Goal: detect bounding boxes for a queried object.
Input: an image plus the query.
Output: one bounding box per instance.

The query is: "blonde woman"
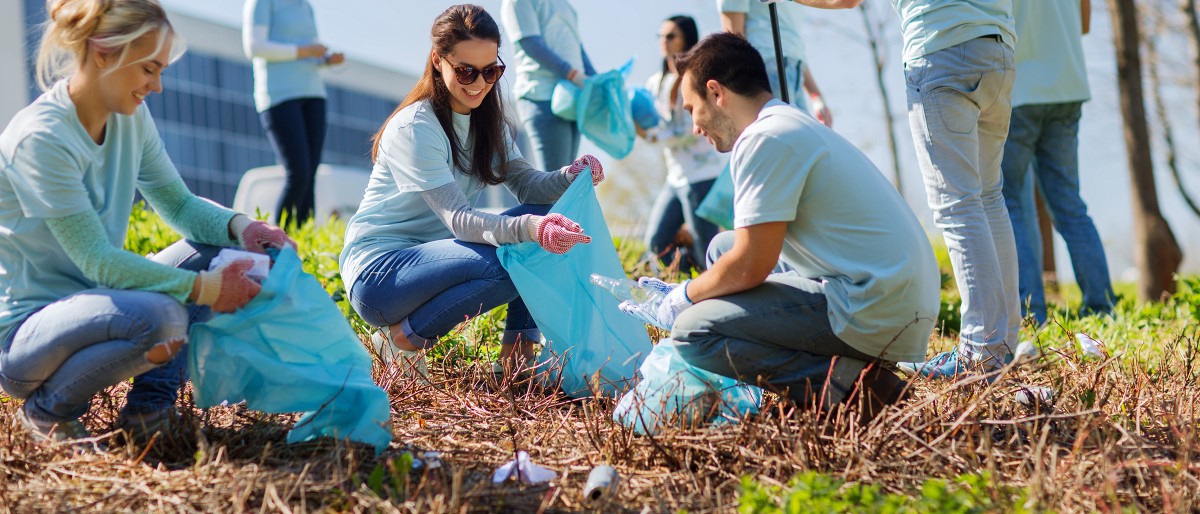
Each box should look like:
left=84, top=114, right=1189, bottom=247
left=0, top=0, right=293, bottom=447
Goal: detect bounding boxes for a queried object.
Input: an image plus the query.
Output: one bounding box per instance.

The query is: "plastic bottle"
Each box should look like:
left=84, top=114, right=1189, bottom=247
left=590, top=274, right=664, bottom=305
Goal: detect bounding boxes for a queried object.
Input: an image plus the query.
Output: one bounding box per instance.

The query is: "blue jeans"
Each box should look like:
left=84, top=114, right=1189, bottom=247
left=0, top=240, right=220, bottom=424
left=517, top=98, right=580, bottom=171
left=671, top=232, right=876, bottom=408
left=348, top=205, right=549, bottom=348
left=905, top=36, right=1020, bottom=364
left=261, top=97, right=327, bottom=227
left=644, top=178, right=720, bottom=273
left=763, top=57, right=809, bottom=112
left=1001, top=102, right=1114, bottom=325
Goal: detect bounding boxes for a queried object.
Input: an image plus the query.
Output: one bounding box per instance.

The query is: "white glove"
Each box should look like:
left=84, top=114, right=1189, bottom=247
left=617, top=279, right=693, bottom=330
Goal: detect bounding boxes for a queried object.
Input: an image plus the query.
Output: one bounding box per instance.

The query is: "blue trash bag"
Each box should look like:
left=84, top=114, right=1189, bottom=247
left=188, top=247, right=392, bottom=453
left=576, top=60, right=637, bottom=159
left=628, top=86, right=661, bottom=130
left=695, top=161, right=734, bottom=230
left=497, top=171, right=652, bottom=398
left=551, top=80, right=580, bottom=121
left=613, top=339, right=763, bottom=435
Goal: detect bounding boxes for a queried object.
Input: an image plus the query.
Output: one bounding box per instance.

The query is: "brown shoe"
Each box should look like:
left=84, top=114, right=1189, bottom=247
left=843, top=363, right=910, bottom=424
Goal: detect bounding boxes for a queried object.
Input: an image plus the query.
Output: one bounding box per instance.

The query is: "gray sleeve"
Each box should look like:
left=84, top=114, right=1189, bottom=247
left=502, top=157, right=574, bottom=204
left=421, top=182, right=540, bottom=246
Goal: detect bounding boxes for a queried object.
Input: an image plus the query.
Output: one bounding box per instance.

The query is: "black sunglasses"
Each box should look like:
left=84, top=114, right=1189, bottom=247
left=443, top=56, right=506, bottom=85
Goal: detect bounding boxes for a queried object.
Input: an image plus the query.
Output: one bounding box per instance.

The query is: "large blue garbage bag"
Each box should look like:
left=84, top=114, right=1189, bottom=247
left=576, top=60, right=637, bottom=159
left=497, top=172, right=652, bottom=398
left=695, top=161, right=734, bottom=230
left=188, top=247, right=392, bottom=453
left=613, top=339, right=763, bottom=435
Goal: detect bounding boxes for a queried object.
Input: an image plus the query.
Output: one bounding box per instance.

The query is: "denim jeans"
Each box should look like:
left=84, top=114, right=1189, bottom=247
left=0, top=240, right=220, bottom=424
left=517, top=98, right=580, bottom=171
left=905, top=36, right=1020, bottom=364
left=763, top=57, right=810, bottom=112
left=261, top=97, right=327, bottom=227
left=644, top=178, right=720, bottom=273
left=348, top=204, right=550, bottom=349
left=670, top=232, right=876, bottom=407
left=1001, top=102, right=1114, bottom=325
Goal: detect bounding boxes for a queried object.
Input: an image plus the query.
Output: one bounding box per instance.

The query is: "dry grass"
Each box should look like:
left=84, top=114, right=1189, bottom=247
left=2, top=318, right=1199, bottom=513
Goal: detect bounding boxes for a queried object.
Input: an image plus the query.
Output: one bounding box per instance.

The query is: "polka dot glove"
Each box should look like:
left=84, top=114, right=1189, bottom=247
left=231, top=215, right=296, bottom=254
left=194, top=259, right=262, bottom=313
left=565, top=154, right=605, bottom=186
left=531, top=213, right=591, bottom=254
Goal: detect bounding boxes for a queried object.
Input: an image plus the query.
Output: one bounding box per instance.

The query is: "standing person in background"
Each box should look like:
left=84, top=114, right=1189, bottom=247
left=1001, top=0, right=1113, bottom=327
left=243, top=0, right=344, bottom=228
left=718, top=0, right=832, bottom=126
left=0, top=0, right=293, bottom=447
left=501, top=0, right=596, bottom=171
left=889, top=0, right=1021, bottom=379
left=641, top=15, right=726, bottom=273
left=341, top=5, right=601, bottom=380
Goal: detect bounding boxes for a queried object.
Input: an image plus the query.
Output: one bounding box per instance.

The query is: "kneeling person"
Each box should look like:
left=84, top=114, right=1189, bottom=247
left=627, top=33, right=940, bottom=417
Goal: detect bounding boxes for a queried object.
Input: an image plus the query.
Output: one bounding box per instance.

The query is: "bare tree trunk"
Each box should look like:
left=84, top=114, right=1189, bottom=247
left=858, top=4, right=904, bottom=195
left=1035, top=188, right=1058, bottom=294
left=1146, top=2, right=1200, bottom=218
left=1107, top=0, right=1183, bottom=300
left=1185, top=0, right=1200, bottom=121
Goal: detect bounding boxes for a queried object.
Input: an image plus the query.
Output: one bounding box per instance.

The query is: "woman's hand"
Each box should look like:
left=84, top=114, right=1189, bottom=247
left=529, top=214, right=591, bottom=254
left=231, top=215, right=297, bottom=254
left=192, top=260, right=262, bottom=313
left=565, top=154, right=605, bottom=185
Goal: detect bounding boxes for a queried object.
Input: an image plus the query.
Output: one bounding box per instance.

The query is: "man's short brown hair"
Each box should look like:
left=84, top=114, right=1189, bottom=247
left=675, top=32, right=772, bottom=99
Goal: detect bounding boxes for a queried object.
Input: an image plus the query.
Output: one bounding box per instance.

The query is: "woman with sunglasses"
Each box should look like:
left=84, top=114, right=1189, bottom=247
left=640, top=15, right=727, bottom=273
left=340, top=4, right=604, bottom=379
left=500, top=0, right=596, bottom=171
left=242, top=0, right=344, bottom=227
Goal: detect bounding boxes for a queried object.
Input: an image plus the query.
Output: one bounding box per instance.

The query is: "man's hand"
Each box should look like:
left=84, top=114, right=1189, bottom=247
left=618, top=278, right=693, bottom=330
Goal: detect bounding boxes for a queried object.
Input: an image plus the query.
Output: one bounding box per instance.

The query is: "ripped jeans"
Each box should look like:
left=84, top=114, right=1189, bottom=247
left=0, top=240, right=220, bottom=424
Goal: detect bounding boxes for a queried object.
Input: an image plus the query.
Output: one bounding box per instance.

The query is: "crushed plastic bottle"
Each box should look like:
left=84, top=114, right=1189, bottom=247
left=590, top=274, right=665, bottom=305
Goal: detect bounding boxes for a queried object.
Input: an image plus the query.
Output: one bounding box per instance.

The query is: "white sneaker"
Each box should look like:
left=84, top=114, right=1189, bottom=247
left=371, top=331, right=430, bottom=384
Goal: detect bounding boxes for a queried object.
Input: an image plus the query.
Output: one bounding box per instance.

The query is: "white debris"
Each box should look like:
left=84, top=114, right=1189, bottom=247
left=492, top=451, right=556, bottom=485
left=1013, top=340, right=1040, bottom=363
left=1076, top=333, right=1105, bottom=359
left=1014, top=385, right=1055, bottom=405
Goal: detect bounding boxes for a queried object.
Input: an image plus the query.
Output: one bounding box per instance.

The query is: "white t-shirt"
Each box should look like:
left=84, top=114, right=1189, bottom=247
left=717, top=0, right=807, bottom=63
left=339, top=100, right=522, bottom=288
left=0, top=80, right=181, bottom=343
left=730, top=99, right=940, bottom=362
left=646, top=71, right=726, bottom=188
left=501, top=0, right=585, bottom=101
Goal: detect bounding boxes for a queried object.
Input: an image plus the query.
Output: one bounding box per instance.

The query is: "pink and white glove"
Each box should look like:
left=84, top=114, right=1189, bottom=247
left=565, top=154, right=605, bottom=186
left=194, top=259, right=262, bottom=313
left=533, top=213, right=591, bottom=254
left=231, top=215, right=296, bottom=254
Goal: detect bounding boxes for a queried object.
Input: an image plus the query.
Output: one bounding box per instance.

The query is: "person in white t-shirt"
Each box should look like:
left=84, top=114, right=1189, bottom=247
left=620, top=33, right=940, bottom=422
left=640, top=15, right=727, bottom=273
left=341, top=5, right=602, bottom=380
left=0, top=0, right=293, bottom=447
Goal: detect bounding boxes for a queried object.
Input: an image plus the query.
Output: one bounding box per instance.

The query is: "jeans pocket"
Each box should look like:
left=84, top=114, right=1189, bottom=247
left=930, top=75, right=983, bottom=135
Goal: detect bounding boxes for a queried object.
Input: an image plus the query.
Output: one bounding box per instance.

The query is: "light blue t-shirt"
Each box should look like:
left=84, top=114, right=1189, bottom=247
left=717, top=0, right=807, bottom=63
left=1012, top=0, right=1089, bottom=106
left=247, top=0, right=326, bottom=112
left=0, top=80, right=182, bottom=344
left=501, top=0, right=585, bottom=101
left=891, top=0, right=1016, bottom=62
left=730, top=100, right=940, bottom=362
left=339, top=100, right=522, bottom=288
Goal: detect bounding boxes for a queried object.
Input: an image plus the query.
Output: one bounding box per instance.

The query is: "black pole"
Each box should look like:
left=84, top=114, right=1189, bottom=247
left=768, top=3, right=789, bottom=103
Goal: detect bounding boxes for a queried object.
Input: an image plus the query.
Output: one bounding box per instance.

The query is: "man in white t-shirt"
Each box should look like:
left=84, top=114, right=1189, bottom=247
left=621, top=32, right=940, bottom=419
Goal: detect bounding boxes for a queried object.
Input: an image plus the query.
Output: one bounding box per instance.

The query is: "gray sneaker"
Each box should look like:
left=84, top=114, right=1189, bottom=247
left=371, top=331, right=430, bottom=384
left=17, top=404, right=99, bottom=450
